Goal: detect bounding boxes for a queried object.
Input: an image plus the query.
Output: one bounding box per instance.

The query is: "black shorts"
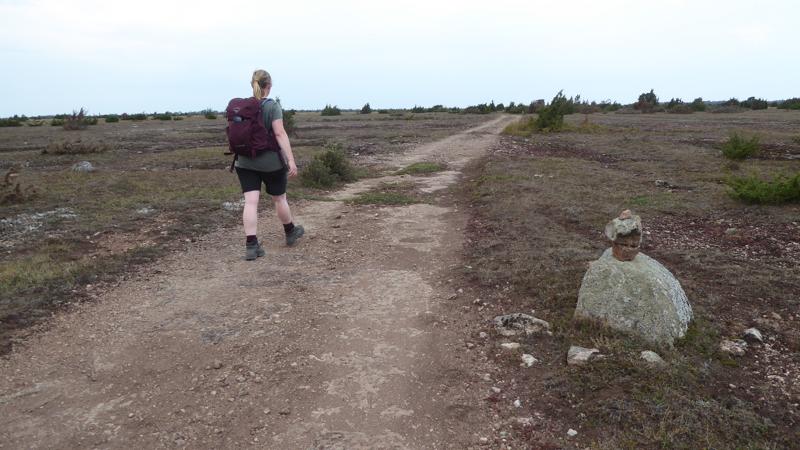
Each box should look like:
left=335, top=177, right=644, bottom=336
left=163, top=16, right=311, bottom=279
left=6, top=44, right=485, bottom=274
left=235, top=167, right=288, bottom=196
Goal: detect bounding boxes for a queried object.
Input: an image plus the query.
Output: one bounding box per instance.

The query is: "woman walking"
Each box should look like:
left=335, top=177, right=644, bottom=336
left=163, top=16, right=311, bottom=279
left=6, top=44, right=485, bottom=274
left=235, top=69, right=304, bottom=260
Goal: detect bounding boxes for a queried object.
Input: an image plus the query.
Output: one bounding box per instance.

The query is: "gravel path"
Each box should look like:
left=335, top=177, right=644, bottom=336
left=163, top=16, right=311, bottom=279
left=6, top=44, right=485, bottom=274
left=0, top=115, right=515, bottom=449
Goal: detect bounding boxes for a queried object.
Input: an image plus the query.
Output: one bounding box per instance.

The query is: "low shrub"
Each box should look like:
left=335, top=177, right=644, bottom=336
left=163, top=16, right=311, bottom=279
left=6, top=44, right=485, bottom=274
left=634, top=89, right=658, bottom=113
left=105, top=115, right=120, bottom=123
left=27, top=120, right=45, bottom=127
left=727, top=172, right=800, bottom=204
left=666, top=98, right=693, bottom=114
left=321, top=104, right=341, bottom=116
left=0, top=116, right=24, bottom=127
left=535, top=90, right=571, bottom=131
left=690, top=97, right=707, bottom=111
left=741, top=96, right=768, bottom=110
left=300, top=159, right=337, bottom=188
left=62, top=108, right=89, bottom=130
left=722, top=98, right=740, bottom=107
left=173, top=116, right=184, bottom=121
left=778, top=98, right=800, bottom=110
left=50, top=118, right=65, bottom=126
left=154, top=113, right=173, bottom=121
left=282, top=108, right=297, bottom=137
left=43, top=139, right=111, bottom=155
left=202, top=109, right=217, bottom=119
left=711, top=105, right=746, bottom=114
left=721, top=133, right=759, bottom=160
left=599, top=101, right=623, bottom=112
left=300, top=143, right=356, bottom=188
left=791, top=136, right=800, bottom=145
left=360, top=103, right=372, bottom=114
left=121, top=113, right=147, bottom=121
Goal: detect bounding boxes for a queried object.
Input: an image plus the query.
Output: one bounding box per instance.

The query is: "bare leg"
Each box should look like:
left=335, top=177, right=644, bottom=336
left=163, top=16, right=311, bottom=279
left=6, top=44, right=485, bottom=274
left=272, top=194, right=293, bottom=225
left=243, top=190, right=260, bottom=235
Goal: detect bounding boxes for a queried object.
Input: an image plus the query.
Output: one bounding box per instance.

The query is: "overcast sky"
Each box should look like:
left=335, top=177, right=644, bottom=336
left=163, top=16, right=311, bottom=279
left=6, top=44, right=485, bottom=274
left=0, top=0, right=797, bottom=116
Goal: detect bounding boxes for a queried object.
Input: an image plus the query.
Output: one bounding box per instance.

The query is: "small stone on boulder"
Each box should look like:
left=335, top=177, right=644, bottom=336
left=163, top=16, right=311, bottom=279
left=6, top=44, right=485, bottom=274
left=567, top=346, right=600, bottom=366
left=604, top=210, right=643, bottom=261
left=493, top=313, right=550, bottom=337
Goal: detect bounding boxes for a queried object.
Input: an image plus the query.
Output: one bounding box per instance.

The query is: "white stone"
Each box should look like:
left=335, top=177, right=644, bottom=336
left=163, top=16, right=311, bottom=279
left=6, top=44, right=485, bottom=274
left=567, top=346, right=600, bottom=365
left=743, top=328, right=763, bottom=343
left=71, top=161, right=95, bottom=172
left=494, top=313, right=551, bottom=337
left=640, top=350, right=666, bottom=367
left=500, top=342, right=521, bottom=350
left=520, top=354, right=538, bottom=367
left=567, top=429, right=578, bottom=437
left=575, top=249, right=692, bottom=346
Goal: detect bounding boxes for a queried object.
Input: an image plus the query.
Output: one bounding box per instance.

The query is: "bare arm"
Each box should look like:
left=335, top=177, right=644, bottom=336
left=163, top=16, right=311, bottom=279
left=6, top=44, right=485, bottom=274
left=271, top=119, right=297, bottom=177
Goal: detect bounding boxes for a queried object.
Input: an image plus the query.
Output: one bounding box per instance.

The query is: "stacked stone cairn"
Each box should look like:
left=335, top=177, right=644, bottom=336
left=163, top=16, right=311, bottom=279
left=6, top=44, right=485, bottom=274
left=574, top=210, right=693, bottom=346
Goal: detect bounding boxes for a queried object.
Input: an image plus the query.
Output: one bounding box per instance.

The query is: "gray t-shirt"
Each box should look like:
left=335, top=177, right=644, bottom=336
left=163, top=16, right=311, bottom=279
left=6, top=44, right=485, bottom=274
left=235, top=98, right=284, bottom=172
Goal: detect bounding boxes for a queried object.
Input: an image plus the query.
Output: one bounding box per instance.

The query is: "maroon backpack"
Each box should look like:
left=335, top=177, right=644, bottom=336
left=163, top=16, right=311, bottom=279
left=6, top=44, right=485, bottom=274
left=224, top=97, right=280, bottom=170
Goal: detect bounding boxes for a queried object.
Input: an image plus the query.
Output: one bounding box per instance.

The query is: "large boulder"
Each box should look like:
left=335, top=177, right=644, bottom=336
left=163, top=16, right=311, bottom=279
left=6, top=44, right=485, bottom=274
left=575, top=248, right=692, bottom=346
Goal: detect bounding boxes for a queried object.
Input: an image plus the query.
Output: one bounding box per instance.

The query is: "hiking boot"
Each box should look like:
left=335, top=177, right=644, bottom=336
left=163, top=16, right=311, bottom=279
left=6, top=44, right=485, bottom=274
left=285, top=225, right=305, bottom=246
left=245, top=242, right=266, bottom=260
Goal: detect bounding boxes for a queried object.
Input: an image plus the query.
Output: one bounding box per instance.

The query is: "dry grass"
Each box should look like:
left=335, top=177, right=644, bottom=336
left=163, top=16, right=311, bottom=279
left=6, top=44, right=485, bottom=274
left=44, top=138, right=111, bottom=155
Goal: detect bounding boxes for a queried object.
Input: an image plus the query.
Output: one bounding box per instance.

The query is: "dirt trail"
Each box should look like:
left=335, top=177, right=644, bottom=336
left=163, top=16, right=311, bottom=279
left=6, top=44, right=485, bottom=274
left=0, top=115, right=516, bottom=449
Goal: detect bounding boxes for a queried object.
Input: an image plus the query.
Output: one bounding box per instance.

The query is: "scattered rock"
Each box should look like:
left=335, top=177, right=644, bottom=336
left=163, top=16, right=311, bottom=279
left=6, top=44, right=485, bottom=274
left=567, top=429, right=578, bottom=437
left=769, top=312, right=782, bottom=321
left=640, top=350, right=666, bottom=367
left=743, top=328, right=763, bottom=343
left=222, top=199, right=245, bottom=211
left=71, top=161, right=95, bottom=173
left=500, top=342, right=521, bottom=351
left=212, top=360, right=223, bottom=370
left=466, top=342, right=475, bottom=349
left=567, top=346, right=600, bottom=366
left=136, top=206, right=155, bottom=215
left=493, top=313, right=551, bottom=337
left=513, top=399, right=521, bottom=408
left=491, top=387, right=501, bottom=394
left=520, top=354, right=538, bottom=367
left=479, top=332, right=488, bottom=339
left=719, top=339, right=747, bottom=357
left=725, top=227, right=738, bottom=235
left=575, top=248, right=692, bottom=346
left=655, top=179, right=677, bottom=189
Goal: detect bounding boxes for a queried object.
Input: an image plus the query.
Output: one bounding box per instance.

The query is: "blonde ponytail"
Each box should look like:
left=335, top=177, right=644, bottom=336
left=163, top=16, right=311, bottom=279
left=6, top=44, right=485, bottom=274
left=251, top=69, right=272, bottom=100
